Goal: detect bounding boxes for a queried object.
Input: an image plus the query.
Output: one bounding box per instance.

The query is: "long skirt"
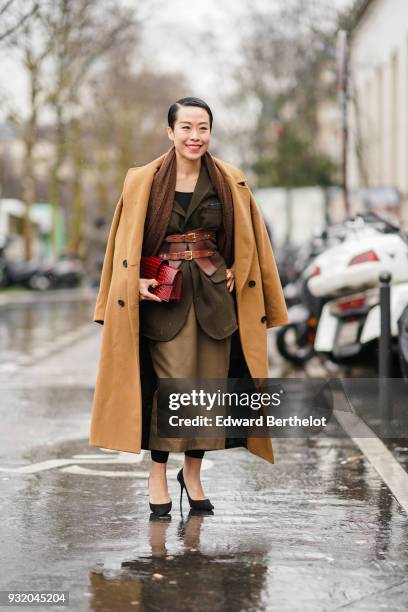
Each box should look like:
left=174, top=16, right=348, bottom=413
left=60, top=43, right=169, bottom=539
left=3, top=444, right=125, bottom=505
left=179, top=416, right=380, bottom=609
left=147, top=301, right=231, bottom=452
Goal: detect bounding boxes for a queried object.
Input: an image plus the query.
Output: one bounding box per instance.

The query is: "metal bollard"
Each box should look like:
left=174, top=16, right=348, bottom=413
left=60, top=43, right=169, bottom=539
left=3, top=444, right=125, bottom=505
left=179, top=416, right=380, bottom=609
left=378, top=271, right=392, bottom=423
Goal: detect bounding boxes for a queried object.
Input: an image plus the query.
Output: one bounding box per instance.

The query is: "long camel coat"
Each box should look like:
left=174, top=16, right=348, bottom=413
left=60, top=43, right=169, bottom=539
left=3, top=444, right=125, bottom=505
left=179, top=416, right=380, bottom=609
left=89, top=152, right=289, bottom=464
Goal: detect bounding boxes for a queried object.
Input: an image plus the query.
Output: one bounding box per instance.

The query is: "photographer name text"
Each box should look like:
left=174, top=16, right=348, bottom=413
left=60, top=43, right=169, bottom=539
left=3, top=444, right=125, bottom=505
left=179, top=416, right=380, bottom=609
left=167, top=415, right=327, bottom=427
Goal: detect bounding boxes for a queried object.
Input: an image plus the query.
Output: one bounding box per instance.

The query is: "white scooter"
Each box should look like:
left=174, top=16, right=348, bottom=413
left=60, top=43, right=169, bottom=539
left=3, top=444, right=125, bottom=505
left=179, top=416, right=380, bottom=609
left=306, top=213, right=408, bottom=366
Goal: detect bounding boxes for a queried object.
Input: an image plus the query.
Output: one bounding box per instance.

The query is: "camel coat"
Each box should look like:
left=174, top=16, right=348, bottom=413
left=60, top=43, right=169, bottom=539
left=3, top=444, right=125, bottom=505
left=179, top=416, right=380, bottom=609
left=89, top=152, right=289, bottom=464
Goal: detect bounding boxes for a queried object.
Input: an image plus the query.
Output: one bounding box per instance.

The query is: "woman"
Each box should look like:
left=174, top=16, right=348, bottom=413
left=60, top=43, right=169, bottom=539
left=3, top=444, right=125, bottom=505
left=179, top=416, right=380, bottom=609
left=89, top=96, right=289, bottom=517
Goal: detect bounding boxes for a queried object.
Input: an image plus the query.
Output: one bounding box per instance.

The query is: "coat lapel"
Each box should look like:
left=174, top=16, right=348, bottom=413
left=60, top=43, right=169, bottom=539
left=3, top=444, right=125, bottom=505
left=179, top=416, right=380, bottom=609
left=228, top=180, right=255, bottom=292
left=213, top=157, right=255, bottom=292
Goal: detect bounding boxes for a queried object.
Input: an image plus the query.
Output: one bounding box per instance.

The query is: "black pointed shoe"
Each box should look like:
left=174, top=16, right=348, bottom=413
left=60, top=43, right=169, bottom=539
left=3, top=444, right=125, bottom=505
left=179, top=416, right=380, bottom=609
left=148, top=477, right=172, bottom=516
left=177, top=468, right=214, bottom=512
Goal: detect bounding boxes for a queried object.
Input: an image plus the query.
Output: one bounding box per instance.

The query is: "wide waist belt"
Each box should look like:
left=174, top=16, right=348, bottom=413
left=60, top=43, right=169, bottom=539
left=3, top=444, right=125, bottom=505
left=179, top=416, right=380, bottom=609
left=158, top=228, right=223, bottom=275
left=158, top=249, right=216, bottom=260
left=164, top=230, right=216, bottom=243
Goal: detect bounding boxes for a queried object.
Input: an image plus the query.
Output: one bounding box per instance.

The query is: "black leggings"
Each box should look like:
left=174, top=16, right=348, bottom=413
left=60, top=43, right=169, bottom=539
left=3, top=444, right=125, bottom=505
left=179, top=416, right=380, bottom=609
left=151, top=449, right=205, bottom=463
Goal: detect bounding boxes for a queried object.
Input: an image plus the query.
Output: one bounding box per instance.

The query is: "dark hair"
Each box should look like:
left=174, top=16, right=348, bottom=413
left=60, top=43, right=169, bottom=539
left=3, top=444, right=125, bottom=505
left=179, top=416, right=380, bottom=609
left=168, top=97, right=213, bottom=131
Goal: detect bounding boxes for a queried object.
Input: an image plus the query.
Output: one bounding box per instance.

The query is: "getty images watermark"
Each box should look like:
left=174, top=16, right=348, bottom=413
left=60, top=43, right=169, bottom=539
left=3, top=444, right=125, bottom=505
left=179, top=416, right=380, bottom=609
left=157, top=378, right=332, bottom=439
left=166, top=387, right=327, bottom=429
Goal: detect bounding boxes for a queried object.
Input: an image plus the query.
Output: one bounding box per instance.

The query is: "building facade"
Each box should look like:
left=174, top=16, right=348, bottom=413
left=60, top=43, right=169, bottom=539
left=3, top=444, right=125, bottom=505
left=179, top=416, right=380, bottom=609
left=348, top=0, right=408, bottom=226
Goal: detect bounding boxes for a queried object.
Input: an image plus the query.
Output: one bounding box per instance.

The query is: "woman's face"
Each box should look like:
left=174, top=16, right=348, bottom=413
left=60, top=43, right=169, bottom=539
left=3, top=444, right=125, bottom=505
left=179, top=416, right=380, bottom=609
left=167, top=105, right=211, bottom=161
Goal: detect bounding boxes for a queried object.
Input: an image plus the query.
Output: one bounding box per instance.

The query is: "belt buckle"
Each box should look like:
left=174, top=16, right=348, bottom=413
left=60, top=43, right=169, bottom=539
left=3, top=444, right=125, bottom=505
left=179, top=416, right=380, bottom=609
left=185, top=250, right=193, bottom=260
left=187, top=232, right=196, bottom=241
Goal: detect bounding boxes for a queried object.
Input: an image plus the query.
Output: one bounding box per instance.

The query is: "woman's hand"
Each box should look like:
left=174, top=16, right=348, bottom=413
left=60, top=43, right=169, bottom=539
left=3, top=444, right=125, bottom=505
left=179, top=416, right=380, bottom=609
left=139, top=278, right=162, bottom=302
left=226, top=264, right=235, bottom=293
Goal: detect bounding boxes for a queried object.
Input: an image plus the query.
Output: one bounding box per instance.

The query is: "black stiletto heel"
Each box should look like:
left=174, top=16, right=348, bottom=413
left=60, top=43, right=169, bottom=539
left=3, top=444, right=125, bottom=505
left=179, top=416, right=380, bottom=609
left=177, top=468, right=214, bottom=511
left=148, top=477, right=172, bottom=516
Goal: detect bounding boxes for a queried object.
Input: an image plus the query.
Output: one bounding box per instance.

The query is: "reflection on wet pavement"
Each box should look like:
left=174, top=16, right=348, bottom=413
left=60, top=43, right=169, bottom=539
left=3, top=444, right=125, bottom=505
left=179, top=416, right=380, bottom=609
left=0, top=295, right=95, bottom=366
left=1, top=434, right=408, bottom=611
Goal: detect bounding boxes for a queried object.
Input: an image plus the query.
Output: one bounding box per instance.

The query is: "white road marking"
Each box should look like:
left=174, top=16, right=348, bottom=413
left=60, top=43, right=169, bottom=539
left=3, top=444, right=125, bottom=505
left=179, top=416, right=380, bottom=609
left=0, top=459, right=79, bottom=473
left=333, top=390, right=408, bottom=515
left=60, top=465, right=181, bottom=477
left=0, top=457, right=137, bottom=473
left=0, top=451, right=213, bottom=476
left=71, top=454, right=118, bottom=459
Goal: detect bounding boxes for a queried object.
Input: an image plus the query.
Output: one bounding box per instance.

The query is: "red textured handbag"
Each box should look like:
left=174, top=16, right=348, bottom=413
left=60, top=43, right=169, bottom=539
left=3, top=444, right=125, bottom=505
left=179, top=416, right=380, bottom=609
left=139, top=255, right=183, bottom=302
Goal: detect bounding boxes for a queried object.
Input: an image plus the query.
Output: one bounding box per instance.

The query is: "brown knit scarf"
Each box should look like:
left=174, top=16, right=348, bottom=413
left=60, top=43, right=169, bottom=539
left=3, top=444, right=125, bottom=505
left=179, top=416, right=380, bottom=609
left=142, top=145, right=234, bottom=266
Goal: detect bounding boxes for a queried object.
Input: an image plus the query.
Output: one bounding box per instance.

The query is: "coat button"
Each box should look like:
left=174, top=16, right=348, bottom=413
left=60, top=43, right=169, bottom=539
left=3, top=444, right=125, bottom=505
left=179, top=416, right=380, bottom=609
left=261, top=315, right=267, bottom=323
left=123, top=259, right=128, bottom=268
left=118, top=299, right=125, bottom=307
left=248, top=280, right=256, bottom=287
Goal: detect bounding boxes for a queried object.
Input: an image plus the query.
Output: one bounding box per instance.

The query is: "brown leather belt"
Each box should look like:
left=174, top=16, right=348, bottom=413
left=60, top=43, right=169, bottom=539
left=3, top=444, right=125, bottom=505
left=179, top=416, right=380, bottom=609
left=158, top=249, right=216, bottom=260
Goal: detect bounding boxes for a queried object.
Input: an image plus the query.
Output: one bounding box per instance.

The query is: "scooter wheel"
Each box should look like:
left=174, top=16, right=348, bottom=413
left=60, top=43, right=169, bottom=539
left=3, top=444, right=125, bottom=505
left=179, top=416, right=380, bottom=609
left=276, top=323, right=315, bottom=365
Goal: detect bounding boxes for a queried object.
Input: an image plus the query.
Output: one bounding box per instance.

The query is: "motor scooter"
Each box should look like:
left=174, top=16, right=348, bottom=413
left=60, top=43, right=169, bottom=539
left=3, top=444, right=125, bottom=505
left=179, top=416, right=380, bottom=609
left=308, top=213, right=408, bottom=370
left=276, top=226, right=346, bottom=365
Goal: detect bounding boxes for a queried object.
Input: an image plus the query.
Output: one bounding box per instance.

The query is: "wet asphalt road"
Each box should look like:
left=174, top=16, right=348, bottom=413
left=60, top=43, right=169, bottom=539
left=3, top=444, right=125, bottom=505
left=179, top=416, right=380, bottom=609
left=1, top=293, right=408, bottom=611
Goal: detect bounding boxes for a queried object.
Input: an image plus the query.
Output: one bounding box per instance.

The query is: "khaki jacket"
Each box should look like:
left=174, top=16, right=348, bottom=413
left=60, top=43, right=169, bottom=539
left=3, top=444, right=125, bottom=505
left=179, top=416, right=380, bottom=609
left=90, top=152, right=289, bottom=464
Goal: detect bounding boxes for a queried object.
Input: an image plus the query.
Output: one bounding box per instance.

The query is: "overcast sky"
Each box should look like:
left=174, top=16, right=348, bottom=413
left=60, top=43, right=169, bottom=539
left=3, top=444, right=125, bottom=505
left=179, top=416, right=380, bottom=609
left=0, top=0, right=355, bottom=122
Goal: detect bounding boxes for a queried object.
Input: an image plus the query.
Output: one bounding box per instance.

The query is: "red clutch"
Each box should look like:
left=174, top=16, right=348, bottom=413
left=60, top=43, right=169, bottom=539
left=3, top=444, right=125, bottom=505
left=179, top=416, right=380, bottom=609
left=140, top=255, right=183, bottom=302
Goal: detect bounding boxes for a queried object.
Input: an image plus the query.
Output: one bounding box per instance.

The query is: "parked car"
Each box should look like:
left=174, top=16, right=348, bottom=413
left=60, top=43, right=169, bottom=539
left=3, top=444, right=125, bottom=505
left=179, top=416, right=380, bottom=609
left=28, top=255, right=85, bottom=290
left=0, top=236, right=84, bottom=290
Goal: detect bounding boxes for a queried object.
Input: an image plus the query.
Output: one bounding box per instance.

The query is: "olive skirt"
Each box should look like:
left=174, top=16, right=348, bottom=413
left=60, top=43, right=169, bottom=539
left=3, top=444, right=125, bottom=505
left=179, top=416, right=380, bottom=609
left=147, top=301, right=231, bottom=452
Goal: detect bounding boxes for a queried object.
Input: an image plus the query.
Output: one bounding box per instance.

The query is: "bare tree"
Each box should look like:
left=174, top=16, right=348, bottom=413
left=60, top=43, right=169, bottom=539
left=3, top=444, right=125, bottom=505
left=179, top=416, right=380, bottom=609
left=0, top=0, right=38, bottom=43
left=224, top=0, right=339, bottom=186
left=5, top=8, right=54, bottom=260
left=36, top=0, right=139, bottom=255
left=1, top=0, right=185, bottom=263
left=81, top=44, right=186, bottom=275
left=85, top=43, right=187, bottom=217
